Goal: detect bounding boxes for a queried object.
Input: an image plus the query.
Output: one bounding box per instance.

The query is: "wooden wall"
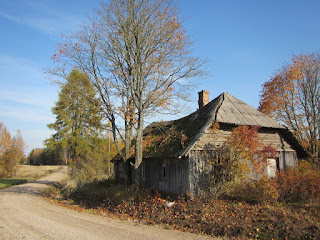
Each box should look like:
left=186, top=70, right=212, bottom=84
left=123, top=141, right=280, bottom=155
left=192, top=124, right=296, bottom=152
left=143, top=157, right=189, bottom=195
left=138, top=123, right=299, bottom=196
left=188, top=150, right=215, bottom=196
left=187, top=123, right=299, bottom=194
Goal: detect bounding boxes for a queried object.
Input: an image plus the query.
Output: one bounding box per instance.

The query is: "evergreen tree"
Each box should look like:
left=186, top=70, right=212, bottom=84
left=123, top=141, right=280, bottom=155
left=46, top=69, right=106, bottom=184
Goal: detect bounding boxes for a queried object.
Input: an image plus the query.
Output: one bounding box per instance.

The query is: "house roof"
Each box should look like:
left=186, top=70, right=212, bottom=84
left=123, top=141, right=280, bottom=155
left=215, top=92, right=285, bottom=129
left=124, top=92, right=308, bottom=160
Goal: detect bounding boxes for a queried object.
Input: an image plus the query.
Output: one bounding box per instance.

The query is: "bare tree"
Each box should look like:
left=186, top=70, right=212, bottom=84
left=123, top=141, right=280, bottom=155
left=49, top=0, right=207, bottom=183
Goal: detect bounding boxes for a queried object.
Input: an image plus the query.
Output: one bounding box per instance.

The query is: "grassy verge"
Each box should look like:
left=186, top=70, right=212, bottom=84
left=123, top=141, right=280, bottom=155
left=0, top=165, right=64, bottom=189
left=0, top=178, right=28, bottom=189
left=46, top=179, right=320, bottom=239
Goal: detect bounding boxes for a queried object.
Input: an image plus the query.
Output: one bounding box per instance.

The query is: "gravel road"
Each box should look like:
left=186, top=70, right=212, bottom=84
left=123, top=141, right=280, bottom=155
left=0, top=167, right=209, bottom=240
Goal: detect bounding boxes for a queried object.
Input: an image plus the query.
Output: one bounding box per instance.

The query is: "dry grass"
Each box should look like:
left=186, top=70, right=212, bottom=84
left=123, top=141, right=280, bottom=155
left=0, top=165, right=63, bottom=189
left=17, top=165, right=63, bottom=181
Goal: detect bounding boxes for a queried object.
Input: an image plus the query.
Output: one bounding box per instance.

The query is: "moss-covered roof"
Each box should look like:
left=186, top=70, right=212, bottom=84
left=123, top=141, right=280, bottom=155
left=141, top=92, right=221, bottom=158
left=139, top=92, right=309, bottom=159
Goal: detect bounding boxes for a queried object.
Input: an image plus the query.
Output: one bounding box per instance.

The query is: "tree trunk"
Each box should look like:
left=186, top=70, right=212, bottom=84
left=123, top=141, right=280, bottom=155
left=134, top=110, right=144, bottom=185
left=124, top=121, right=132, bottom=184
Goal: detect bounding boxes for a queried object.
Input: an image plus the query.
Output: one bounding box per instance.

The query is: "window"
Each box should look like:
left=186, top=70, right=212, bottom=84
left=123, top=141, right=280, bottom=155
left=160, top=160, right=167, bottom=180
left=266, top=158, right=279, bottom=178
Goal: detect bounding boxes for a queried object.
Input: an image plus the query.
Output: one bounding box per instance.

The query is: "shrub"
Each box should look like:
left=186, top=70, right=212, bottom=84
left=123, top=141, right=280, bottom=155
left=226, top=177, right=279, bottom=204
left=274, top=160, right=320, bottom=203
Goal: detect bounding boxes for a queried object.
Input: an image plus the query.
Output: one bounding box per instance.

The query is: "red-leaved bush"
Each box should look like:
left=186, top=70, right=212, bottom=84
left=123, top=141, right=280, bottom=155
left=272, top=160, right=320, bottom=203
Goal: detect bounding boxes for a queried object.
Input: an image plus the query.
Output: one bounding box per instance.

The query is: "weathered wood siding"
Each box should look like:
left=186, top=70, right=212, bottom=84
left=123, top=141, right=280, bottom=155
left=186, top=123, right=299, bottom=194
left=192, top=124, right=295, bottom=152
left=280, top=151, right=298, bottom=169
left=191, top=123, right=297, bottom=170
left=143, top=157, right=189, bottom=195
left=114, top=160, right=125, bottom=183
left=188, top=150, right=214, bottom=196
left=141, top=123, right=299, bottom=196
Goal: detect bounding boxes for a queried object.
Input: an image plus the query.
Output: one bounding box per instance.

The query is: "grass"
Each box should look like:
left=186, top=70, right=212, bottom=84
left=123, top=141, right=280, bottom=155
left=47, top=179, right=320, bottom=239
left=17, top=165, right=63, bottom=180
left=0, top=178, right=28, bottom=189
left=0, top=165, right=64, bottom=189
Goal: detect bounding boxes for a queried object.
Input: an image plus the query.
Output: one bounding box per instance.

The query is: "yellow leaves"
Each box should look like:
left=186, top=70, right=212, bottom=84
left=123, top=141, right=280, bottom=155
left=0, top=122, right=25, bottom=178
left=213, top=125, right=277, bottom=184
left=259, top=52, right=320, bottom=158
left=0, top=122, right=11, bottom=156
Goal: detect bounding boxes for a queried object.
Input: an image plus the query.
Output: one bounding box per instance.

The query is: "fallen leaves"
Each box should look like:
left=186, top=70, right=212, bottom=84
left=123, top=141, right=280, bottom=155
left=47, top=180, right=320, bottom=239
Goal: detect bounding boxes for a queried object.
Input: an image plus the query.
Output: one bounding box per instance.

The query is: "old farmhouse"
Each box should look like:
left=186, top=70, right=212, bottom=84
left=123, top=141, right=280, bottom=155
left=114, top=91, right=308, bottom=195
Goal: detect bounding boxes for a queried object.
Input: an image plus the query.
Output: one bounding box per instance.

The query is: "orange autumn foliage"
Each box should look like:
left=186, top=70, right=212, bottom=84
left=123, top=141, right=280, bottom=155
left=206, top=125, right=277, bottom=199
left=259, top=52, right=320, bottom=162
left=271, top=160, right=320, bottom=202
left=0, top=122, right=25, bottom=177
left=224, top=125, right=277, bottom=179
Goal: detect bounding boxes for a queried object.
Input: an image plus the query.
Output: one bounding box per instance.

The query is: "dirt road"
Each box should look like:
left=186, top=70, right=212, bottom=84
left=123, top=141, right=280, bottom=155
left=0, top=168, right=209, bottom=240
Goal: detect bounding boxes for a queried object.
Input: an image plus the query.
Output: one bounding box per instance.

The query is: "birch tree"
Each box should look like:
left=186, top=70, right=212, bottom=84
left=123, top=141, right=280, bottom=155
left=50, top=0, right=207, bottom=183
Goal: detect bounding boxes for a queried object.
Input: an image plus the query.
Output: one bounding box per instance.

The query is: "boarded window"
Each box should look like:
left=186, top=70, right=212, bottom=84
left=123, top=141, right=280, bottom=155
left=160, top=160, right=167, bottom=180
left=160, top=160, right=168, bottom=181
left=266, top=158, right=279, bottom=178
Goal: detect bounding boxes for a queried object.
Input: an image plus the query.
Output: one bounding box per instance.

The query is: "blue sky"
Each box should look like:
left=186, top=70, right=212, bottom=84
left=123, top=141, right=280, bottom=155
left=0, top=0, right=319, bottom=154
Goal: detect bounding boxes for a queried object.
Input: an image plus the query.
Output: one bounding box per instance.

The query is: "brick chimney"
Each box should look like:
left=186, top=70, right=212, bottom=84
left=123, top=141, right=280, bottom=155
left=198, top=90, right=209, bottom=109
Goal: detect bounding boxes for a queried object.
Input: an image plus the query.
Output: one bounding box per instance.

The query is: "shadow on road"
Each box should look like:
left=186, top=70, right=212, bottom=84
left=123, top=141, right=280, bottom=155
left=32, top=180, right=58, bottom=185
left=0, top=184, right=46, bottom=195
left=0, top=168, right=67, bottom=196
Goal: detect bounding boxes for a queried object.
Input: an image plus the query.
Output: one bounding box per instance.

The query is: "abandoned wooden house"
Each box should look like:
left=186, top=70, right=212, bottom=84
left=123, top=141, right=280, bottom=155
left=113, top=91, right=308, bottom=195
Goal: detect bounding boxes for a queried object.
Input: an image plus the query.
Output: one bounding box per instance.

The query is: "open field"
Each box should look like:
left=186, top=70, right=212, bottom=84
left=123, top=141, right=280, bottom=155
left=16, top=165, right=64, bottom=180
left=0, top=165, right=64, bottom=189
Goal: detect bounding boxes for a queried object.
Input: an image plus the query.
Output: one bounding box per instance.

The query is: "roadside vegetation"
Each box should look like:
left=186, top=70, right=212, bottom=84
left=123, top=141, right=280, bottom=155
left=46, top=161, right=320, bottom=240
left=0, top=165, right=63, bottom=189
left=0, top=122, right=25, bottom=178
left=0, top=178, right=27, bottom=189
